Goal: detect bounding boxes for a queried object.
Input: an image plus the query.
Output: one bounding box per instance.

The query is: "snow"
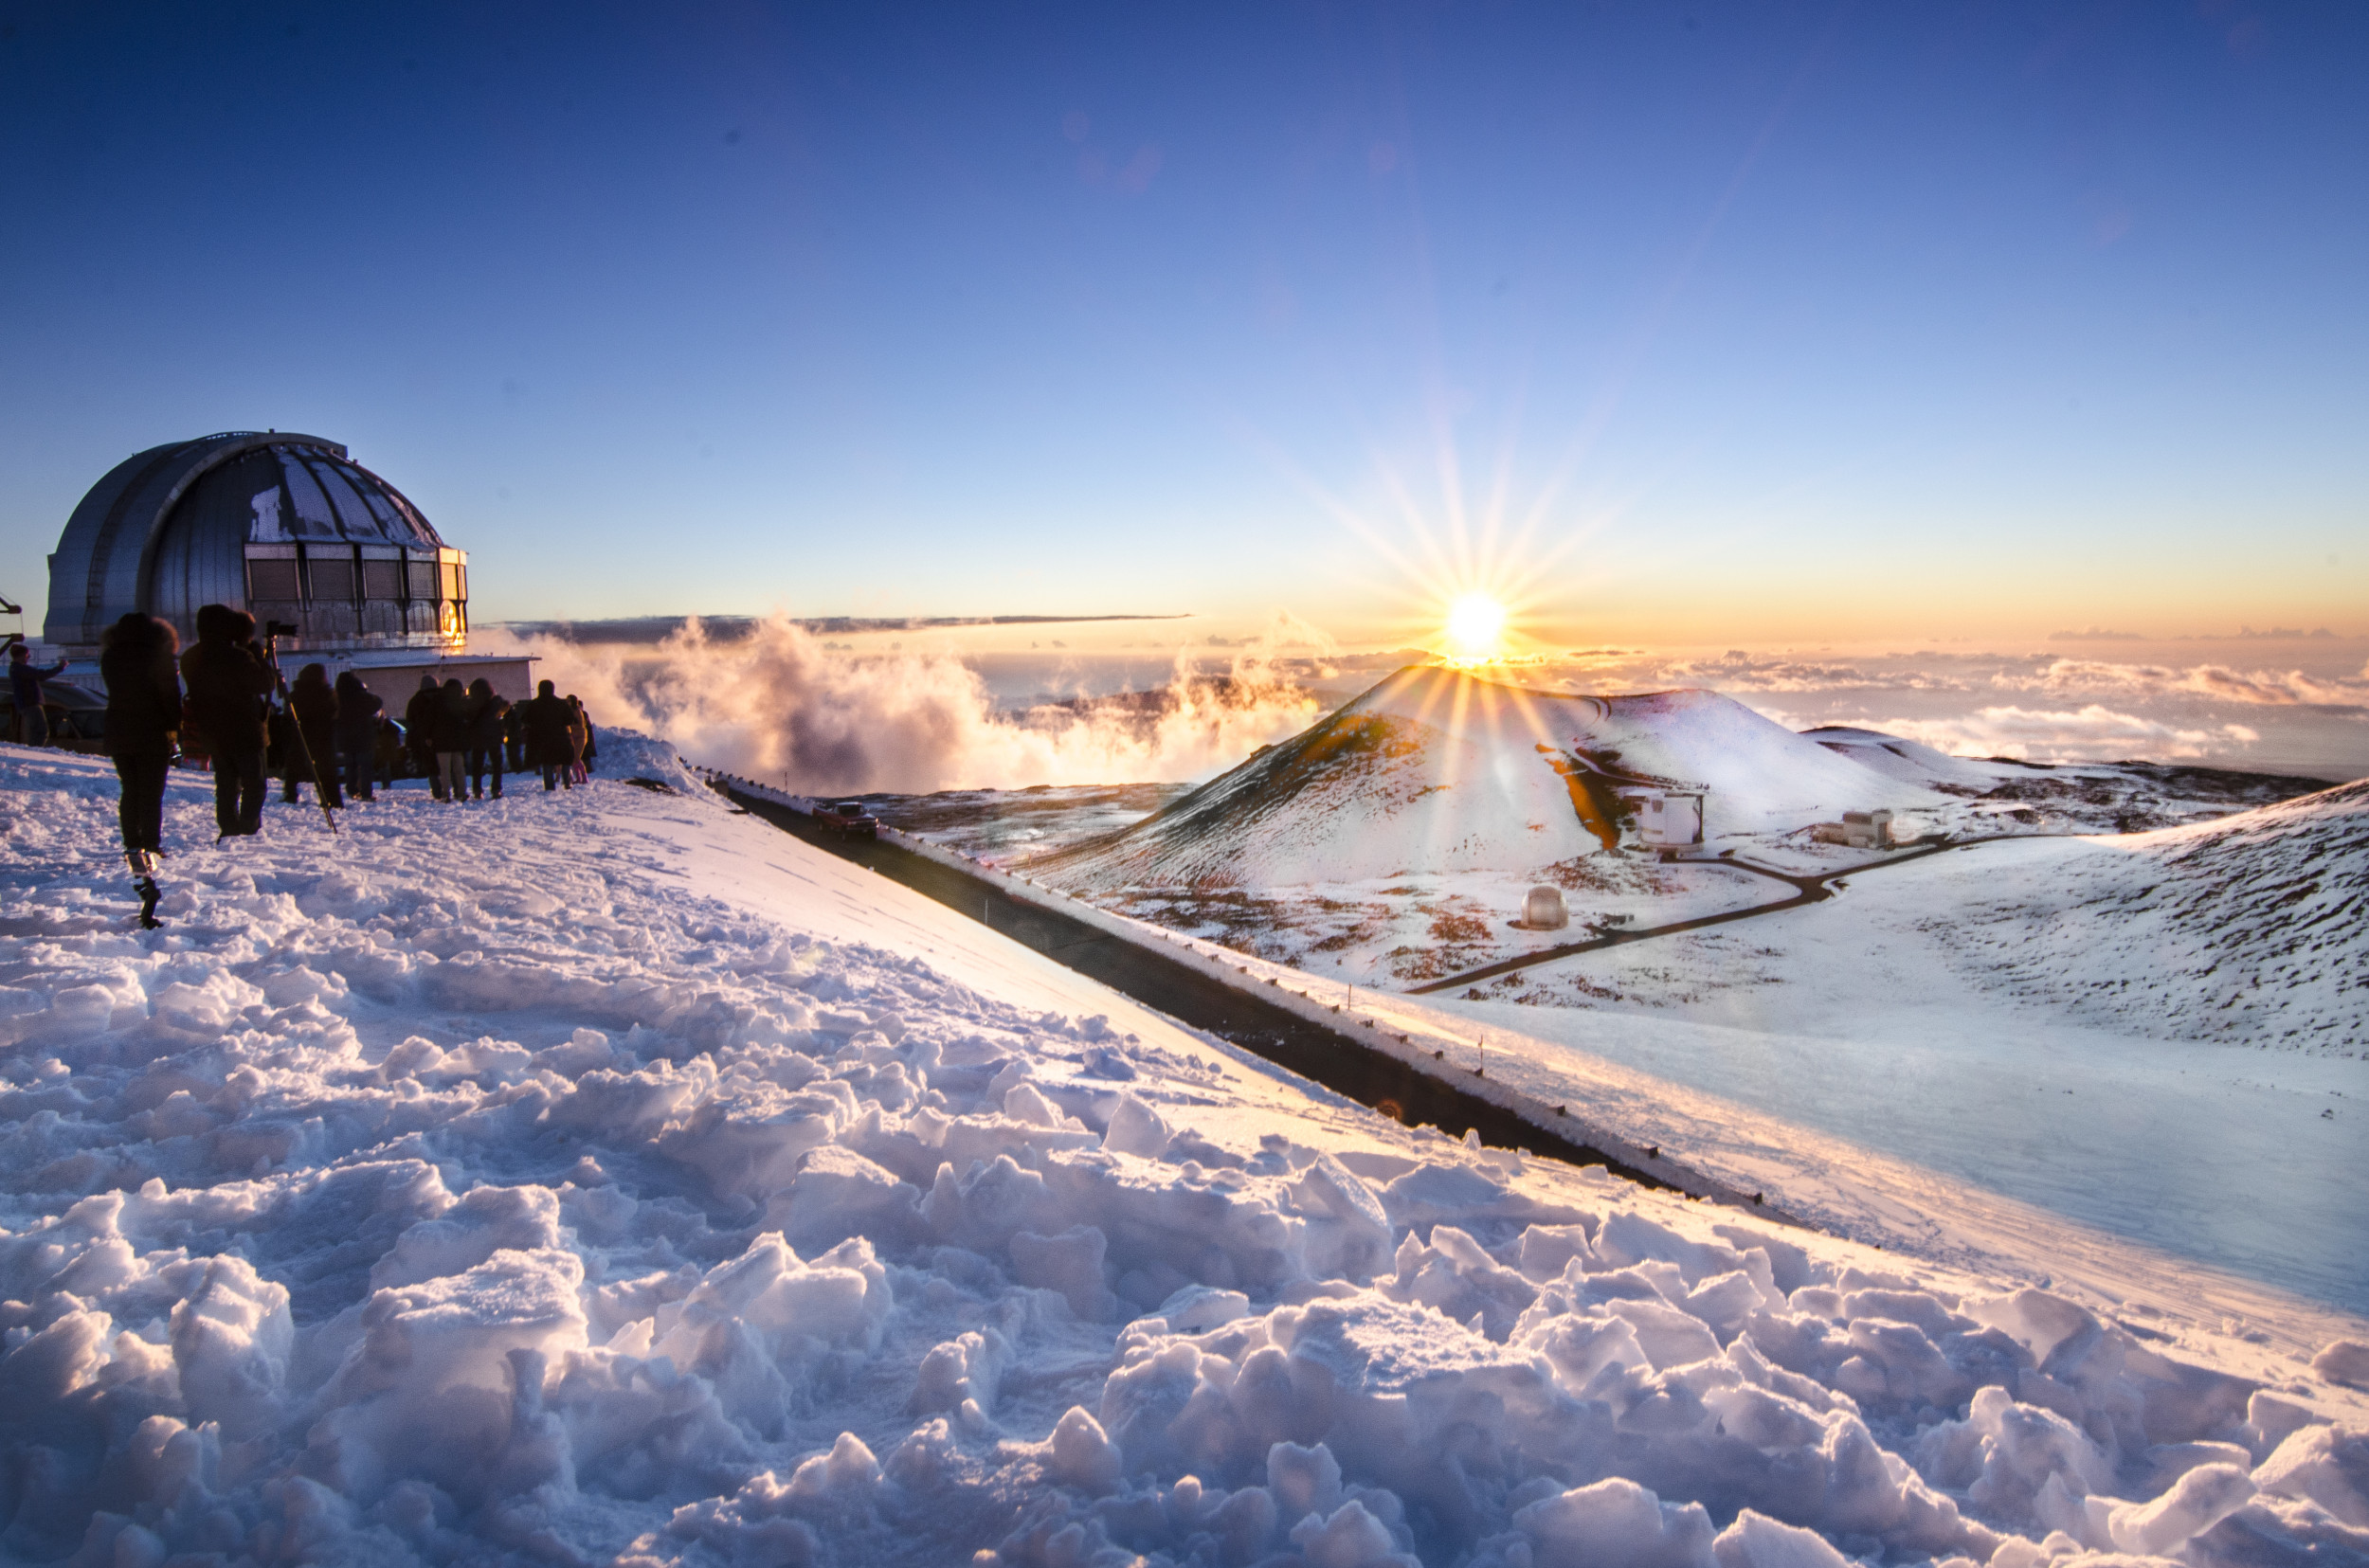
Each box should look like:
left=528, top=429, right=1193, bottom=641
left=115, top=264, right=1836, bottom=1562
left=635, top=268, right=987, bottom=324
left=4, top=738, right=2367, bottom=1566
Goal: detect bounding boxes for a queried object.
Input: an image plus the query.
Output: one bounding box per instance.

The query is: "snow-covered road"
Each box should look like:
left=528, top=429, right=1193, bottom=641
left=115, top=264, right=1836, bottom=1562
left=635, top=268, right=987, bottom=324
left=3, top=739, right=2365, bottom=1567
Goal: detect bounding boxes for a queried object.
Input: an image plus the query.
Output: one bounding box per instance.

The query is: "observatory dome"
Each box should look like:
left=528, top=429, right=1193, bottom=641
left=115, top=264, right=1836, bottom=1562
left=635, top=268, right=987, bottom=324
left=45, top=431, right=468, bottom=656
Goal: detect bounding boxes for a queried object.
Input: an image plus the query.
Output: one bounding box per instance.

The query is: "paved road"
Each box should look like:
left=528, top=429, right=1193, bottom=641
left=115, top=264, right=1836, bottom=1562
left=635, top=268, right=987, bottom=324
left=1404, top=839, right=1968, bottom=997
left=723, top=786, right=1695, bottom=1182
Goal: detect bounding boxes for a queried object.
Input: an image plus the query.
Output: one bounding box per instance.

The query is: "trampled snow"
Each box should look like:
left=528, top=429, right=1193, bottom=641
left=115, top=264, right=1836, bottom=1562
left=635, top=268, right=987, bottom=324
left=3, top=738, right=2366, bottom=1567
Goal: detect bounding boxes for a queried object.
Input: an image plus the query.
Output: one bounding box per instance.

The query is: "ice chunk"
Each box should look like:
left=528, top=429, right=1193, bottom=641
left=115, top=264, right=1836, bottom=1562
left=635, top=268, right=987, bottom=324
left=1011, top=1225, right=1120, bottom=1322
left=2253, top=1424, right=2369, bottom=1527
left=2106, top=1461, right=2254, bottom=1555
left=1510, top=1477, right=1717, bottom=1568
left=1710, top=1509, right=1852, bottom=1568
left=2315, top=1339, right=2369, bottom=1392
left=1048, top=1404, right=1123, bottom=1493
left=1290, top=1498, right=1418, bottom=1567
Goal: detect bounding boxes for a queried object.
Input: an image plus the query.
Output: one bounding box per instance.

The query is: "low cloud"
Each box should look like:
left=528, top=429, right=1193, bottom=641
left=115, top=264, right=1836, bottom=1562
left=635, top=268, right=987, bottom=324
left=2048, top=627, right=2146, bottom=641
left=491, top=613, right=1325, bottom=795
left=1858, top=705, right=2261, bottom=763
left=1637, top=649, right=1967, bottom=693
left=2010, top=658, right=2369, bottom=709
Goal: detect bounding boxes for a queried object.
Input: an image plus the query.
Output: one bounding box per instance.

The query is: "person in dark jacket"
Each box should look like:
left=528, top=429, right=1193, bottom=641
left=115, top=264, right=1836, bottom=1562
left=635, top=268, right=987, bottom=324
left=521, top=679, right=576, bottom=791
left=180, top=604, right=275, bottom=838
left=9, top=643, right=69, bottom=746
left=503, top=697, right=529, bottom=773
left=465, top=678, right=509, bottom=801
left=404, top=675, right=446, bottom=799
left=100, top=614, right=180, bottom=924
left=434, top=678, right=471, bottom=802
left=332, top=672, right=384, bottom=801
left=282, top=663, right=340, bottom=807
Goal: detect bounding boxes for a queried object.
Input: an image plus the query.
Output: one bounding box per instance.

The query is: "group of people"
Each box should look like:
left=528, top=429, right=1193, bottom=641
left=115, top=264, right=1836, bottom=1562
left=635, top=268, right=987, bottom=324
left=83, top=602, right=599, bottom=928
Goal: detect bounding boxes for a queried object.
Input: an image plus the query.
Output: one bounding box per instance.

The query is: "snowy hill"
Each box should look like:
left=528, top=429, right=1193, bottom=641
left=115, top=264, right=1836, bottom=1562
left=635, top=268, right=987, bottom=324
left=1041, top=665, right=1943, bottom=890
left=3, top=740, right=2365, bottom=1567
left=1935, top=776, right=2369, bottom=1047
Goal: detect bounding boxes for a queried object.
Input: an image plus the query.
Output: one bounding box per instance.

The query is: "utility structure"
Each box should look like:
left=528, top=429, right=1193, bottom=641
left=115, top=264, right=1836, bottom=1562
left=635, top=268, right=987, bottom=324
left=44, top=430, right=533, bottom=703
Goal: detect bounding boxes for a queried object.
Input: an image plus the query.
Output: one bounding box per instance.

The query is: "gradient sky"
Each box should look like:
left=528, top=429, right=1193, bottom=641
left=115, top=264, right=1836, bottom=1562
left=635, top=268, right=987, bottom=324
left=4, top=2, right=2363, bottom=645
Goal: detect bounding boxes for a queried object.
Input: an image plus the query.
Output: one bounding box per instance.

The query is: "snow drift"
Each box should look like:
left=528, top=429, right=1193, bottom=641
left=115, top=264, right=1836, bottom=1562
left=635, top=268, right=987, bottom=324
left=1, top=738, right=2363, bottom=1567
left=1038, top=666, right=1944, bottom=890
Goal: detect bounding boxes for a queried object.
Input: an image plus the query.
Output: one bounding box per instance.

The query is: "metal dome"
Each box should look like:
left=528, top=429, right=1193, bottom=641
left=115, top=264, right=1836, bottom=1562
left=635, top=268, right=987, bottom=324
left=45, top=431, right=468, bottom=655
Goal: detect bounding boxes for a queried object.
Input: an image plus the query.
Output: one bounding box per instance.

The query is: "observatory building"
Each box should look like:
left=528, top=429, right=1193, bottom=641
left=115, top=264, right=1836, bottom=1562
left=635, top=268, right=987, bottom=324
left=45, top=430, right=532, bottom=700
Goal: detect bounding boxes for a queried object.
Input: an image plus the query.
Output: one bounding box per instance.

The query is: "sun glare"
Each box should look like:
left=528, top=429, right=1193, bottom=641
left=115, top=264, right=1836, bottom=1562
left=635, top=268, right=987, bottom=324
left=1444, top=593, right=1509, bottom=662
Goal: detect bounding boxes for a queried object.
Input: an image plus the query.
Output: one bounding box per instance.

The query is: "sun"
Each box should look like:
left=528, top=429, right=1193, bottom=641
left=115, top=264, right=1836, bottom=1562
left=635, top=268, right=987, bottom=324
left=1443, top=592, right=1509, bottom=662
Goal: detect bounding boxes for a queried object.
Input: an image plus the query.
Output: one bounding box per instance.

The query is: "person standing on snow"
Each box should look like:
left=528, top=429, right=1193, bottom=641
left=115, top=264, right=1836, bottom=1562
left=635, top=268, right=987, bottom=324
left=281, top=662, right=341, bottom=808
left=180, top=604, right=275, bottom=838
left=564, top=694, right=591, bottom=786
left=435, top=677, right=471, bottom=802
left=9, top=642, right=68, bottom=746
left=464, top=678, right=509, bottom=801
left=332, top=672, right=383, bottom=802
left=99, top=613, right=180, bottom=927
left=522, top=679, right=575, bottom=791
left=404, top=675, right=446, bottom=799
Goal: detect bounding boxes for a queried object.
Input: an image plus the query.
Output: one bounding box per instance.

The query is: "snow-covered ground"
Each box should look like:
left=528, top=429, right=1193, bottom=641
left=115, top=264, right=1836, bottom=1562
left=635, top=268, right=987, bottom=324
left=4, top=740, right=2367, bottom=1567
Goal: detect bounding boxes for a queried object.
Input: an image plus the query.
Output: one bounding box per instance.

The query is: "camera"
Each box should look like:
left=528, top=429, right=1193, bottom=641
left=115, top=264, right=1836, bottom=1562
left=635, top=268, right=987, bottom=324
left=263, top=620, right=299, bottom=640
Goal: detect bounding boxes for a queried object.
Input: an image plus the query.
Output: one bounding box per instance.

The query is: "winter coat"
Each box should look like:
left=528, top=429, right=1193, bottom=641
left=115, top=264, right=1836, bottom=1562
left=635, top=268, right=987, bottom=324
left=467, top=693, right=511, bottom=749
left=180, top=610, right=275, bottom=754
left=9, top=657, right=65, bottom=710
left=100, top=628, right=180, bottom=758
left=520, top=694, right=575, bottom=764
left=286, top=676, right=337, bottom=776
left=332, top=676, right=383, bottom=748
left=403, top=682, right=445, bottom=755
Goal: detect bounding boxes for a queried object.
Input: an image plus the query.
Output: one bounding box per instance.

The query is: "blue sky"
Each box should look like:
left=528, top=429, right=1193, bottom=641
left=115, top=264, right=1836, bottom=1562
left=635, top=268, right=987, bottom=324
left=3, top=2, right=2362, bottom=642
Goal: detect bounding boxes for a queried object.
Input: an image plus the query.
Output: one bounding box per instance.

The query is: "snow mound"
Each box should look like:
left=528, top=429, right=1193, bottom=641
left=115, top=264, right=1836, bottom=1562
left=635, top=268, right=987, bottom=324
left=1, top=738, right=2363, bottom=1566
left=1041, top=667, right=1942, bottom=889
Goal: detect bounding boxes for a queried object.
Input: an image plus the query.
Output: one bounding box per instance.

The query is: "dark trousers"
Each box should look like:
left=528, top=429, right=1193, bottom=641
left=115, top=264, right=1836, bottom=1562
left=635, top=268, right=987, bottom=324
left=468, top=746, right=504, bottom=798
left=113, top=749, right=172, bottom=854
left=284, top=747, right=342, bottom=808
left=340, top=740, right=377, bottom=801
left=541, top=760, right=570, bottom=791
left=212, top=748, right=266, bottom=837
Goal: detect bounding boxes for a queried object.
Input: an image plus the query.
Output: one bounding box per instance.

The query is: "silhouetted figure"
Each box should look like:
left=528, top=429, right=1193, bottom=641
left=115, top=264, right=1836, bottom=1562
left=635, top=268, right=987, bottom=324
left=9, top=642, right=68, bottom=746
left=333, top=672, right=384, bottom=801
left=100, top=613, right=180, bottom=926
left=404, top=675, right=446, bottom=799
left=522, top=679, right=575, bottom=791
left=282, top=663, right=340, bottom=808
left=181, top=604, right=274, bottom=838
left=465, top=678, right=510, bottom=801
left=436, top=677, right=470, bottom=802
left=503, top=698, right=528, bottom=772
left=564, top=694, right=590, bottom=786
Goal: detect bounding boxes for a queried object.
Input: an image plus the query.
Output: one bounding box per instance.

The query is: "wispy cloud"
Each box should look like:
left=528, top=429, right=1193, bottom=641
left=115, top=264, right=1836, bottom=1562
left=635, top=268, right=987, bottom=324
left=1860, top=705, right=2262, bottom=762
left=2010, top=658, right=2369, bottom=709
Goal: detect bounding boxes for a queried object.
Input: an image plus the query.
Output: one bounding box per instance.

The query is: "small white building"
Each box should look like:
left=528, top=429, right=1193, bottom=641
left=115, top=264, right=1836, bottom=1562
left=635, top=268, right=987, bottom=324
left=1620, top=788, right=1706, bottom=849
left=1813, top=809, right=1896, bottom=850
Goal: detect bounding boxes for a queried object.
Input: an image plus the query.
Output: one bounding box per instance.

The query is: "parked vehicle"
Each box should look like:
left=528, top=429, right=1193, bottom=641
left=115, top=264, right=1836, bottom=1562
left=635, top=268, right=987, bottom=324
left=812, top=800, right=879, bottom=839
